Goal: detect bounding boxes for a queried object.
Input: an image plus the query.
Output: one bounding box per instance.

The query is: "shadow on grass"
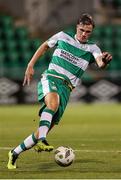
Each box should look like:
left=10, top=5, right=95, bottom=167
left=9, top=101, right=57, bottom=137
left=2, top=158, right=121, bottom=175
left=36, top=158, right=121, bottom=175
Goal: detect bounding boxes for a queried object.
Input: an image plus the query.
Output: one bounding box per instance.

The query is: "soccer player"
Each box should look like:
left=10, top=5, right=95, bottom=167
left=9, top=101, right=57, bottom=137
left=7, top=13, right=112, bottom=169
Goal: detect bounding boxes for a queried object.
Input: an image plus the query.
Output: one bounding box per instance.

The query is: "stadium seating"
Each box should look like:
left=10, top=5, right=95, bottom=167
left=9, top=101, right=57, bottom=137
left=0, top=15, right=13, bottom=28
left=0, top=14, right=121, bottom=80
left=0, top=14, right=51, bottom=80
left=15, top=27, right=28, bottom=39
left=92, top=24, right=121, bottom=73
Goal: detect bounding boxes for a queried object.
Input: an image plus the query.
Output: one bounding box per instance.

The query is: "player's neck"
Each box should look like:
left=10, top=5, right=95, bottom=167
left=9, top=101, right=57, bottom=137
left=75, top=34, right=87, bottom=44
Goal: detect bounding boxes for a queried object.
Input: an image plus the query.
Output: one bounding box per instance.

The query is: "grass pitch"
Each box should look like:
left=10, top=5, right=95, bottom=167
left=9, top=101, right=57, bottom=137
left=0, top=103, right=121, bottom=179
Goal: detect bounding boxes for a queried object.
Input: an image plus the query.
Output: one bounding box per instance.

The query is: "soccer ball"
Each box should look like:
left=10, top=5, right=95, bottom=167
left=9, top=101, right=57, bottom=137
left=54, top=146, right=75, bottom=167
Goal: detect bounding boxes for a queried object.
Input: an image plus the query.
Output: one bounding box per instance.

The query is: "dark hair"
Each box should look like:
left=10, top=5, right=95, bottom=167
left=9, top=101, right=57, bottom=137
left=77, top=13, right=95, bottom=28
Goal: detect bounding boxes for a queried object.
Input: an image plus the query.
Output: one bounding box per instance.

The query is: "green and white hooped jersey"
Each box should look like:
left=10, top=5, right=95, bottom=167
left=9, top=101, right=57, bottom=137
left=46, top=30, right=102, bottom=87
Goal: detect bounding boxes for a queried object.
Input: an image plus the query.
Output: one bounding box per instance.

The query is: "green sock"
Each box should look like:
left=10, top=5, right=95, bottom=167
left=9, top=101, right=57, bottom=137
left=13, top=133, right=37, bottom=155
left=38, top=108, right=55, bottom=140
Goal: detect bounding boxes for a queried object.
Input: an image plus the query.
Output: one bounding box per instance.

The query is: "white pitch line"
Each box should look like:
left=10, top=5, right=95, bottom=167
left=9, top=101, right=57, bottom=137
left=0, top=147, right=11, bottom=150
left=51, top=138, right=121, bottom=142
left=0, top=147, right=121, bottom=153
left=75, top=149, right=121, bottom=153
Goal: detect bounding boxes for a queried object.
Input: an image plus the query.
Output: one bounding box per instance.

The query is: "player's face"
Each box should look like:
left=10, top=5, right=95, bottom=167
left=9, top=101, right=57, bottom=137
left=76, top=24, right=93, bottom=43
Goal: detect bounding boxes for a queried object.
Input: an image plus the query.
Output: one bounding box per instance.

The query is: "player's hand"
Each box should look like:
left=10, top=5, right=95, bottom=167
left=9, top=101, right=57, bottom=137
left=23, top=63, right=34, bottom=86
left=102, top=52, right=112, bottom=64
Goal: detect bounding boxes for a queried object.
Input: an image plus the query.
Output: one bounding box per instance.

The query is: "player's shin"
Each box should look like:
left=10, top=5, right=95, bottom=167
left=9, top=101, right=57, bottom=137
left=13, top=133, right=37, bottom=155
left=34, top=108, right=55, bottom=152
left=7, top=133, right=38, bottom=169
left=38, top=108, right=55, bottom=140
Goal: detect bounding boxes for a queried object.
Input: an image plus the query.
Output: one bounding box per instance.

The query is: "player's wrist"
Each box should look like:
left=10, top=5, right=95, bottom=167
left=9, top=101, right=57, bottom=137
left=28, top=62, right=34, bottom=68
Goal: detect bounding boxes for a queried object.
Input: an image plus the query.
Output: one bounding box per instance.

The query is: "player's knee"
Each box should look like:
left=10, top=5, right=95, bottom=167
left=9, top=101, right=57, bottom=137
left=45, top=93, right=59, bottom=112
left=47, top=100, right=59, bottom=112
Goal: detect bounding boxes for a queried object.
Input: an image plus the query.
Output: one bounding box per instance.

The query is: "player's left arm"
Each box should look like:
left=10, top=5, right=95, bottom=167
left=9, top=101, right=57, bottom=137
left=95, top=52, right=112, bottom=69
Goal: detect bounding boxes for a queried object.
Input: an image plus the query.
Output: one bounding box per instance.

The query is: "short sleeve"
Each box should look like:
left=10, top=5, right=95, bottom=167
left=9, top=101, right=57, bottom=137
left=91, top=44, right=102, bottom=59
left=47, top=31, right=62, bottom=48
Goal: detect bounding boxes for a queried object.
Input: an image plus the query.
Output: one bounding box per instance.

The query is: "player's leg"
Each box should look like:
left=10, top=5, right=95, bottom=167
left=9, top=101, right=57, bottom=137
left=33, top=76, right=60, bottom=152
left=7, top=112, right=56, bottom=170
left=7, top=77, right=58, bottom=169
left=34, top=77, right=72, bottom=153
left=8, top=107, right=55, bottom=169
left=34, top=92, right=60, bottom=152
left=7, top=132, right=38, bottom=169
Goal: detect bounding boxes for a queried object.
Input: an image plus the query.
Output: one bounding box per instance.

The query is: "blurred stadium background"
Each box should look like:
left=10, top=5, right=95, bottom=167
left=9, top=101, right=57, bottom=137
left=0, top=0, right=121, bottom=104
left=0, top=1, right=121, bottom=178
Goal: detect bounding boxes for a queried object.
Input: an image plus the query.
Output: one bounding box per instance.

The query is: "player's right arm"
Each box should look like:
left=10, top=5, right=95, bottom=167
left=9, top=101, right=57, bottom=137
left=23, top=41, right=49, bottom=86
left=23, top=31, right=62, bottom=86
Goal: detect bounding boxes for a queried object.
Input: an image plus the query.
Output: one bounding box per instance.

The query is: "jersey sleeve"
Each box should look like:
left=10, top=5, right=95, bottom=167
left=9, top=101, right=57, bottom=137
left=91, top=44, right=102, bottom=59
left=47, top=31, right=62, bottom=48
